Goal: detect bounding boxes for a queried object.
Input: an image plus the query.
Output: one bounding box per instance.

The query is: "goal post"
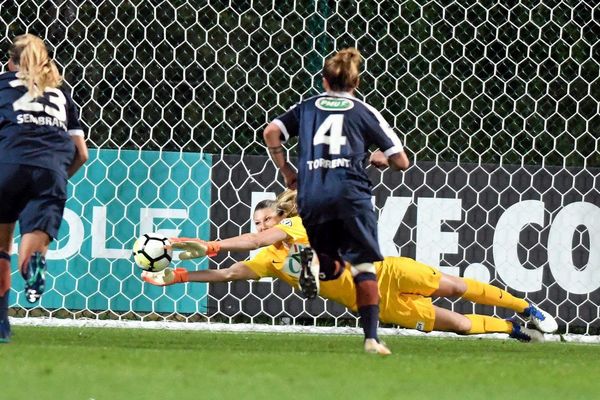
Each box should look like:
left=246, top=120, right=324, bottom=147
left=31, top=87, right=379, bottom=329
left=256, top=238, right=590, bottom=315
left=2, top=1, right=598, bottom=334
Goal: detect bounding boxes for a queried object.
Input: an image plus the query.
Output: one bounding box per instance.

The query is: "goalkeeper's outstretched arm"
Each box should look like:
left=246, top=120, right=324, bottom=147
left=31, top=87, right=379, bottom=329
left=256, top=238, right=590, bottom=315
left=171, top=226, right=290, bottom=259
left=142, top=261, right=260, bottom=286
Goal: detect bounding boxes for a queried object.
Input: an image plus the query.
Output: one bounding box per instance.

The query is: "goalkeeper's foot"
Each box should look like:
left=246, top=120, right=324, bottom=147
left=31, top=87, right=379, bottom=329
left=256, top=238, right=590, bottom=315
left=142, top=267, right=189, bottom=286
left=21, top=252, right=46, bottom=304
left=0, top=317, right=10, bottom=344
left=508, top=320, right=544, bottom=343
left=521, top=303, right=558, bottom=333
left=364, top=338, right=392, bottom=355
left=299, top=247, right=319, bottom=299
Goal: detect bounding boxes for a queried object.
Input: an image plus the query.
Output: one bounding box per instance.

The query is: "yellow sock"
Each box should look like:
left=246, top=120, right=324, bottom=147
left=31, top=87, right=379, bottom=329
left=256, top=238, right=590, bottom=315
left=461, top=278, right=529, bottom=313
left=465, top=315, right=513, bottom=334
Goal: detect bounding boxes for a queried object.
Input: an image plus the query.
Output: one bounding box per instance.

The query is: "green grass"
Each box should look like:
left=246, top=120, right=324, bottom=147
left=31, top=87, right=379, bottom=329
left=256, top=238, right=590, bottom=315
left=1, top=326, right=599, bottom=400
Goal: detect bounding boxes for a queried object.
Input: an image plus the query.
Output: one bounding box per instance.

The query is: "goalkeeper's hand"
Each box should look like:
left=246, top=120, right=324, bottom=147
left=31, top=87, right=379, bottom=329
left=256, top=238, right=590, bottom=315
left=141, top=267, right=189, bottom=286
left=169, top=237, right=221, bottom=259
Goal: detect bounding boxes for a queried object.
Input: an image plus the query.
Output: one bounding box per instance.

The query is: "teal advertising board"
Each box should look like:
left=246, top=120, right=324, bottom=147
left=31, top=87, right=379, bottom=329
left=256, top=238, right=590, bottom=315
left=10, top=149, right=212, bottom=314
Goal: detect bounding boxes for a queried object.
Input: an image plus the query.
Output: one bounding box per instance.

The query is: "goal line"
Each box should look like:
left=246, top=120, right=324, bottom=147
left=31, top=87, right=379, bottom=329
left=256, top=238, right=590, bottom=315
left=11, top=317, right=599, bottom=344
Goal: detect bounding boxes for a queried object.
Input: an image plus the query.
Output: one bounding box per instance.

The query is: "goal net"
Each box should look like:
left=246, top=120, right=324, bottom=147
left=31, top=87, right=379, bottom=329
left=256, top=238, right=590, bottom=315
left=2, top=1, right=598, bottom=335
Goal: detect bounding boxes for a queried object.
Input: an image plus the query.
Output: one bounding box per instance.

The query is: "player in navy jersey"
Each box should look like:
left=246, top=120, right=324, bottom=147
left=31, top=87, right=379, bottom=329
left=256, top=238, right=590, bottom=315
left=0, top=34, right=88, bottom=342
left=263, top=48, right=409, bottom=354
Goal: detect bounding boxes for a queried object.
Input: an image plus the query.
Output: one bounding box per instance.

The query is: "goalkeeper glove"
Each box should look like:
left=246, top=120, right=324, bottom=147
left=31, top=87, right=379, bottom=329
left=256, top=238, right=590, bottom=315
left=170, top=237, right=221, bottom=259
left=141, top=267, right=189, bottom=286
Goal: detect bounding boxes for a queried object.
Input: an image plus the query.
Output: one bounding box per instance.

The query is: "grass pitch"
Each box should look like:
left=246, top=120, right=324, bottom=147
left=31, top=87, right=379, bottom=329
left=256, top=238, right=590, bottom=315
left=1, top=326, right=599, bottom=400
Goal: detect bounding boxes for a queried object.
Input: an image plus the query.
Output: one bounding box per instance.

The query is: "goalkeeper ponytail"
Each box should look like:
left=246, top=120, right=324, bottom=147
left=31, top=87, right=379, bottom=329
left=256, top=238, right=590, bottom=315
left=9, top=34, right=62, bottom=98
left=275, top=189, right=298, bottom=218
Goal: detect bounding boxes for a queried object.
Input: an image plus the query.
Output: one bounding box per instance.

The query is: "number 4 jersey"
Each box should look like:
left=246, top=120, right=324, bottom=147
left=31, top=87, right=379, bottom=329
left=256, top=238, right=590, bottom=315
left=273, top=92, right=404, bottom=224
left=0, top=72, right=84, bottom=178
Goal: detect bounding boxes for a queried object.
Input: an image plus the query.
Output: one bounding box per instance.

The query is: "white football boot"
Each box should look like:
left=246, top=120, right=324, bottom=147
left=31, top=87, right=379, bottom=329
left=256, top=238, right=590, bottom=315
left=522, top=303, right=558, bottom=333
left=509, top=320, right=545, bottom=343
left=364, top=338, right=392, bottom=355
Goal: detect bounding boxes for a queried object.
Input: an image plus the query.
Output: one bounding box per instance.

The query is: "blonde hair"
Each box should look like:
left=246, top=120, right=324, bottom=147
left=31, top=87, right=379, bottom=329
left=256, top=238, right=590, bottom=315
left=275, top=189, right=298, bottom=218
left=9, top=34, right=62, bottom=97
left=322, top=47, right=362, bottom=92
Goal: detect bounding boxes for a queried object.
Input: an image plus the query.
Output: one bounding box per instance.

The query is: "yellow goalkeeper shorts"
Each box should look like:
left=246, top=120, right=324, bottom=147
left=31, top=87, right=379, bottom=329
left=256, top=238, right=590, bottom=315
left=376, top=257, right=442, bottom=332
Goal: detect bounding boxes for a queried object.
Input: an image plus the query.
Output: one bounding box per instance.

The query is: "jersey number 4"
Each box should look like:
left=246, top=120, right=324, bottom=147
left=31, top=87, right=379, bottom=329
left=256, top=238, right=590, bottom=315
left=313, top=114, right=346, bottom=155
left=10, top=79, right=67, bottom=122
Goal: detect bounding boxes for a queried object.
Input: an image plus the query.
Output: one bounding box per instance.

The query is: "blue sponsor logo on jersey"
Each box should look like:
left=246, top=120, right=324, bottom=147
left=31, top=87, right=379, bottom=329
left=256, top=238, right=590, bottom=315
left=315, top=97, right=354, bottom=111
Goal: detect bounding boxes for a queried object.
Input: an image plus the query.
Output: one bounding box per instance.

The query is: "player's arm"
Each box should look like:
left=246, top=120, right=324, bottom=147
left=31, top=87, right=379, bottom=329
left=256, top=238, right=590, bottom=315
left=171, top=226, right=290, bottom=259
left=67, top=135, right=89, bottom=178
left=369, top=149, right=409, bottom=171
left=263, top=122, right=297, bottom=189
left=65, top=92, right=89, bottom=178
left=364, top=107, right=410, bottom=171
left=142, top=261, right=260, bottom=286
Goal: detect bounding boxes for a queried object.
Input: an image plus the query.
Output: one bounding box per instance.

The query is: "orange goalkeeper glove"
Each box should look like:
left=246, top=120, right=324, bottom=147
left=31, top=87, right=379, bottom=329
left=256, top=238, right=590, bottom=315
left=169, top=237, right=221, bottom=259
left=141, top=267, right=189, bottom=286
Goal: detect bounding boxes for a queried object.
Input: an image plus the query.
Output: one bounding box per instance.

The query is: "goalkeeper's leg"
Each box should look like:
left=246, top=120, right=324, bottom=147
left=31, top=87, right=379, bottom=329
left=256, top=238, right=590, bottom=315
left=432, top=275, right=529, bottom=312
left=432, top=275, right=557, bottom=333
left=433, top=307, right=543, bottom=342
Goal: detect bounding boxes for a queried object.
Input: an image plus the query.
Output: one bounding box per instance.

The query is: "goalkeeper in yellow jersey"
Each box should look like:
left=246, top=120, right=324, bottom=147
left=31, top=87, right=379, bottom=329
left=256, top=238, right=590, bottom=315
left=142, top=190, right=558, bottom=349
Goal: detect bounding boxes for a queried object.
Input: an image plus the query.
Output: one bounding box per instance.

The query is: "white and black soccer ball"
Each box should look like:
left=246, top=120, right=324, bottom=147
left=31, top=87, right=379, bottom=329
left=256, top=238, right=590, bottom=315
left=132, top=233, right=172, bottom=272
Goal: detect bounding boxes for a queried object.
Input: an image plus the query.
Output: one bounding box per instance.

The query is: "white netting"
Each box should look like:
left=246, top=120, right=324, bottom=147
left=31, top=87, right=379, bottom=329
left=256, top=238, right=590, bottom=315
left=1, top=1, right=598, bottom=334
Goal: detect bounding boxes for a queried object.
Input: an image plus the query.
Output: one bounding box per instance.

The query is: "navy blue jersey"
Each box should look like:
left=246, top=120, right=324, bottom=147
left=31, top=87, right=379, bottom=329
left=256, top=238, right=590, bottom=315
left=0, top=71, right=84, bottom=177
left=274, top=92, right=404, bottom=224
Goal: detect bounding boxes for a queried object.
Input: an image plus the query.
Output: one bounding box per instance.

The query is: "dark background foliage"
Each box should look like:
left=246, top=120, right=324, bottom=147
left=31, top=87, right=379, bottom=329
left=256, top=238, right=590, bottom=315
left=1, top=0, right=598, bottom=166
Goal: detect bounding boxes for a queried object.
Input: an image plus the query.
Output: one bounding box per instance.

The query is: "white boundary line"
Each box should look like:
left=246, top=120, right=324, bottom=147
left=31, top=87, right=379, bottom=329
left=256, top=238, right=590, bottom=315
left=11, top=317, right=600, bottom=344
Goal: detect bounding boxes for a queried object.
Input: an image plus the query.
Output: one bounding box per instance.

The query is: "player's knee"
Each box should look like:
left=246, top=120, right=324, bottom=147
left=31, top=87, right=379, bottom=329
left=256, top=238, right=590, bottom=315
left=453, top=277, right=468, bottom=296
left=351, top=262, right=376, bottom=276
left=440, top=274, right=468, bottom=297
left=354, top=272, right=379, bottom=306
left=456, top=316, right=472, bottom=333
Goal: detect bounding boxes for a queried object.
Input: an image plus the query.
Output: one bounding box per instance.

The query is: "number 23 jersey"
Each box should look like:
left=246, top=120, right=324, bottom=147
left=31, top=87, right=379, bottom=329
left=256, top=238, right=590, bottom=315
left=0, top=71, right=84, bottom=177
left=273, top=92, right=404, bottom=224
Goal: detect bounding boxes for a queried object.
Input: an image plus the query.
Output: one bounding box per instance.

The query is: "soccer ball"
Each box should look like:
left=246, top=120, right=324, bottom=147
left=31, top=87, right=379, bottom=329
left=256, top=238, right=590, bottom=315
left=132, top=233, right=172, bottom=272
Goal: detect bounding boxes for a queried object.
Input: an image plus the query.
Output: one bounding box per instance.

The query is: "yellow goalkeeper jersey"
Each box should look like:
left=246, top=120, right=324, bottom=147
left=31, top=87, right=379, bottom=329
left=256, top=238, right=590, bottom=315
left=242, top=216, right=441, bottom=331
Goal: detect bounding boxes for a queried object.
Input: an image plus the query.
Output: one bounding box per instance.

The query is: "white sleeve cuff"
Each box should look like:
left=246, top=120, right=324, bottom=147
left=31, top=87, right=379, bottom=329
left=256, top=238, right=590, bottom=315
left=68, top=129, right=85, bottom=137
left=272, top=119, right=289, bottom=143
left=383, top=144, right=404, bottom=157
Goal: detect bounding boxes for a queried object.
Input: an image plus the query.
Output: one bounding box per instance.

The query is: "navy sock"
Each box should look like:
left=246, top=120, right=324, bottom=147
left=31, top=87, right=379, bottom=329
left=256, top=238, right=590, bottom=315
left=358, top=304, right=379, bottom=340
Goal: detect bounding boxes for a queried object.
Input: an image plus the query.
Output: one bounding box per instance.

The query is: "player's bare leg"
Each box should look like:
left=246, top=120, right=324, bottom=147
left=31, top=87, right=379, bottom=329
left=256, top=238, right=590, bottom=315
left=353, top=263, right=391, bottom=355
left=0, top=223, right=15, bottom=342
left=433, top=274, right=558, bottom=333
left=19, top=230, right=50, bottom=303
left=433, top=306, right=544, bottom=343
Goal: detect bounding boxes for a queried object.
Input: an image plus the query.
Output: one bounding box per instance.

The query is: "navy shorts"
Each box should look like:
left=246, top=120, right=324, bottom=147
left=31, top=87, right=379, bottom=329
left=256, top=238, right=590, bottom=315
left=0, top=163, right=67, bottom=240
left=305, top=210, right=384, bottom=278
